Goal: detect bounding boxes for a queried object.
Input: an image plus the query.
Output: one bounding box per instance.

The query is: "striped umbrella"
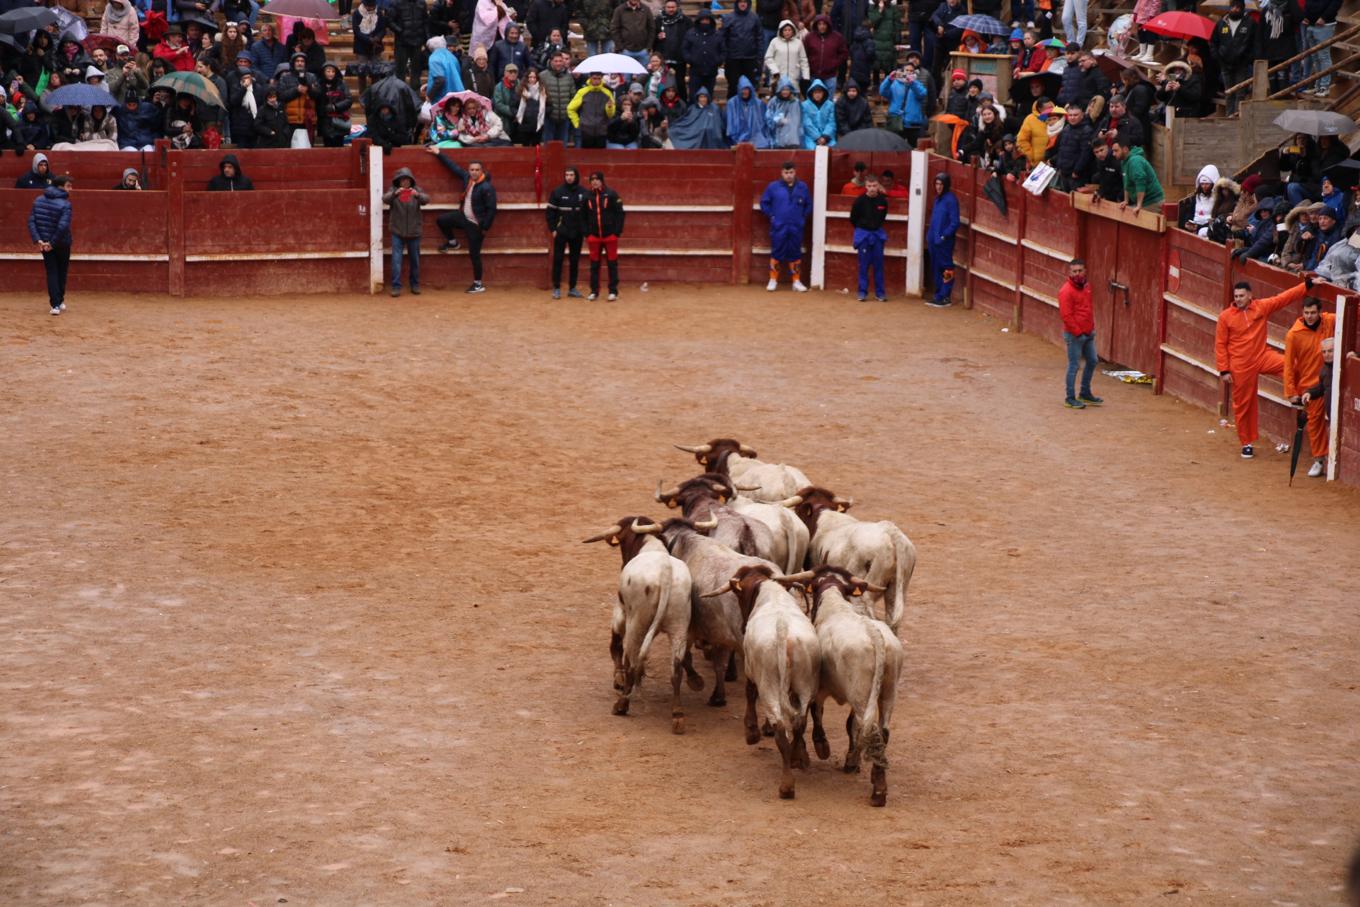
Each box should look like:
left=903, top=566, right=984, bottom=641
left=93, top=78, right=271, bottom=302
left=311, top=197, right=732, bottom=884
left=153, top=71, right=225, bottom=107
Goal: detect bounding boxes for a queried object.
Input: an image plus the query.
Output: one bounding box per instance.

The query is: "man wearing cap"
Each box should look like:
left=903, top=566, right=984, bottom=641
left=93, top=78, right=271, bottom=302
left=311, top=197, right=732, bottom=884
left=107, top=49, right=149, bottom=99
left=154, top=26, right=196, bottom=72
left=1284, top=296, right=1336, bottom=477
left=1303, top=207, right=1344, bottom=271
left=944, top=68, right=969, bottom=118
left=1215, top=277, right=1311, bottom=459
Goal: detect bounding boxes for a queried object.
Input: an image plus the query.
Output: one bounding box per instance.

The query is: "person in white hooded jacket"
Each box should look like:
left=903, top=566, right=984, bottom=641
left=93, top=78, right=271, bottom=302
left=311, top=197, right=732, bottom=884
left=764, top=20, right=809, bottom=86
left=1179, top=163, right=1220, bottom=236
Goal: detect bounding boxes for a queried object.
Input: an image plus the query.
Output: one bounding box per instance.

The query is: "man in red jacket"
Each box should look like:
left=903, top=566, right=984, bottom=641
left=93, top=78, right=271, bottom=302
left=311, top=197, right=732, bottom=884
left=1215, top=278, right=1310, bottom=459
left=1059, top=258, right=1102, bottom=409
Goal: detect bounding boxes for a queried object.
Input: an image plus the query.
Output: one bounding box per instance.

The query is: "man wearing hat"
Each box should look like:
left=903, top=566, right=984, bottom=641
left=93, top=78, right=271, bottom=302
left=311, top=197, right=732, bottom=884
left=1216, top=277, right=1312, bottom=459
left=153, top=25, right=196, bottom=72
left=1231, top=197, right=1284, bottom=262
left=1210, top=0, right=1257, bottom=114
left=1303, top=207, right=1344, bottom=271
left=107, top=47, right=149, bottom=99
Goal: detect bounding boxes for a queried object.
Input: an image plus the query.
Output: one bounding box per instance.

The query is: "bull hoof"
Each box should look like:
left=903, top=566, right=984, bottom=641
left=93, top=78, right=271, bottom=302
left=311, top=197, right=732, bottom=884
left=761, top=721, right=774, bottom=737
left=707, top=693, right=726, bottom=708
left=612, top=697, right=630, bottom=716
left=778, top=785, right=796, bottom=800
left=685, top=673, right=705, bottom=691
left=613, top=671, right=626, bottom=691
left=843, top=761, right=861, bottom=774
left=672, top=716, right=685, bottom=735
left=814, top=737, right=831, bottom=760
left=870, top=791, right=887, bottom=808
left=745, top=727, right=761, bottom=746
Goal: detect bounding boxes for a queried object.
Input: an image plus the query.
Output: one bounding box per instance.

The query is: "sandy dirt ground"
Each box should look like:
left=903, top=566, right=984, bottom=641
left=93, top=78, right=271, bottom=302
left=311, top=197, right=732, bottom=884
left=2, top=285, right=1358, bottom=906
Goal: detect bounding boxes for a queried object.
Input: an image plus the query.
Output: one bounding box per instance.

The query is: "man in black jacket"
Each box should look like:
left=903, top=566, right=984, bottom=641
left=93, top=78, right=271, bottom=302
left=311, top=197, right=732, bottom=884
left=722, top=0, right=762, bottom=101
left=390, top=0, right=431, bottom=87
left=525, top=0, right=570, bottom=46
left=1211, top=0, right=1258, bottom=113
left=1095, top=95, right=1144, bottom=150
left=655, top=0, right=691, bottom=100
left=430, top=148, right=498, bottom=293
left=682, top=11, right=723, bottom=99
left=582, top=171, right=624, bottom=301
left=1052, top=107, right=1094, bottom=192
left=1090, top=140, right=1123, bottom=203
left=546, top=167, right=586, bottom=299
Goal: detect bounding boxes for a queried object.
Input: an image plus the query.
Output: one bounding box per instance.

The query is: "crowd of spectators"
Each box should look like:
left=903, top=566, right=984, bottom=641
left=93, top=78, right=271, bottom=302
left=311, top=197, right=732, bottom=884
left=6, top=0, right=1331, bottom=157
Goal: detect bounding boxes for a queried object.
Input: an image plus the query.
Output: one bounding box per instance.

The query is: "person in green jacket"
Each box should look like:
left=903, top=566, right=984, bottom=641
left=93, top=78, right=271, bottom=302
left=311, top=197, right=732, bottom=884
left=1113, top=140, right=1164, bottom=212
left=867, top=0, right=903, bottom=87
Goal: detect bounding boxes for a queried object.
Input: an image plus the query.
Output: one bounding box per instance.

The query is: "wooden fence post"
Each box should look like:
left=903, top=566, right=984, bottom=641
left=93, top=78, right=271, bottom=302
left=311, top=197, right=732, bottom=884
left=731, top=143, right=754, bottom=285
left=810, top=144, right=829, bottom=290
left=368, top=141, right=384, bottom=294
left=166, top=147, right=185, bottom=298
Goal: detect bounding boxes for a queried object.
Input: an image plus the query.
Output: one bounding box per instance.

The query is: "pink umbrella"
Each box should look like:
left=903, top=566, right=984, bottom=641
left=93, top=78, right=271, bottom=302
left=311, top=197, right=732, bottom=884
left=1143, top=11, right=1216, bottom=41
left=260, top=0, right=341, bottom=20
left=441, top=89, right=492, bottom=110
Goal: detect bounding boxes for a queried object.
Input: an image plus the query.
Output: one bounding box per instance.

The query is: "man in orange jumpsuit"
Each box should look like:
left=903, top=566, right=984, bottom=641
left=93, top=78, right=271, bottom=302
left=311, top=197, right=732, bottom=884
left=1283, top=296, right=1335, bottom=478
left=1215, top=277, right=1311, bottom=459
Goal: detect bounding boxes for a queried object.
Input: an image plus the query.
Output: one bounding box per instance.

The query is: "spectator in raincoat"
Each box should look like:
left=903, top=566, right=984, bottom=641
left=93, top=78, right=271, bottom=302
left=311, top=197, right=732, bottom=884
left=879, top=62, right=927, bottom=145
left=425, top=36, right=466, bottom=98
left=669, top=86, right=726, bottom=148
left=800, top=78, right=835, bottom=148
left=726, top=75, right=771, bottom=147
left=766, top=78, right=802, bottom=148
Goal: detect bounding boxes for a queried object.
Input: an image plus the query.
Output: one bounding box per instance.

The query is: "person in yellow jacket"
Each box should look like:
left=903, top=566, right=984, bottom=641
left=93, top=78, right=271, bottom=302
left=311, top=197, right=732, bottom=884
left=1016, top=96, right=1057, bottom=168
left=567, top=73, right=616, bottom=149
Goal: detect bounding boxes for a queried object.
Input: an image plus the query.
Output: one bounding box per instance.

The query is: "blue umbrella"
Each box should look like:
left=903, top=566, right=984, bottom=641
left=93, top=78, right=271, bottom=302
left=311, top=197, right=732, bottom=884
left=43, top=83, right=119, bottom=108
left=948, top=14, right=1010, bottom=35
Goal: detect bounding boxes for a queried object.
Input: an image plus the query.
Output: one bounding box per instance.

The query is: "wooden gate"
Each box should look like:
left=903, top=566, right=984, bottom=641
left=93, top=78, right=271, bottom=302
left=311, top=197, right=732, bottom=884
left=1079, top=202, right=1164, bottom=376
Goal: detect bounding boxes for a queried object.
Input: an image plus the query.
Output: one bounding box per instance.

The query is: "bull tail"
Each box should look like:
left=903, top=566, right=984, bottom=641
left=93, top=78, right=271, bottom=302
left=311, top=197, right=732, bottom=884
left=884, top=525, right=917, bottom=636
left=775, top=615, right=794, bottom=728
left=858, top=619, right=888, bottom=770
left=635, top=560, right=673, bottom=674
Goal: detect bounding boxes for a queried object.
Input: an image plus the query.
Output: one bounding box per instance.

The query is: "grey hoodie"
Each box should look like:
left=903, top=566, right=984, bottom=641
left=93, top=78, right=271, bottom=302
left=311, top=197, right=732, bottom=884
left=382, top=167, right=430, bottom=239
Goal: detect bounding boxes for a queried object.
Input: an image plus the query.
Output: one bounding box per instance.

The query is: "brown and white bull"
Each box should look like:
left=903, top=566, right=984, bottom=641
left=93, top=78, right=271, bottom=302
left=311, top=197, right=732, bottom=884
left=654, top=474, right=778, bottom=565
left=782, top=487, right=917, bottom=635
left=673, top=439, right=811, bottom=504
left=702, top=564, right=821, bottom=800
left=584, top=516, right=706, bottom=734
left=798, top=565, right=903, bottom=807
left=709, top=474, right=810, bottom=576
left=657, top=519, right=781, bottom=710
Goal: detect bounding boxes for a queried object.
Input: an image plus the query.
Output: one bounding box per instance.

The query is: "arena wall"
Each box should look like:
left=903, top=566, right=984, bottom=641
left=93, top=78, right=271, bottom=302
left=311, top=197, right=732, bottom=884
left=3, top=142, right=1357, bottom=486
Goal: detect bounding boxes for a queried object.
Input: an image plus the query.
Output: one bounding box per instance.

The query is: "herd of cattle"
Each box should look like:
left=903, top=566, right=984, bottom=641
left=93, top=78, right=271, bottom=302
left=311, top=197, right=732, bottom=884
left=583, top=438, right=918, bottom=806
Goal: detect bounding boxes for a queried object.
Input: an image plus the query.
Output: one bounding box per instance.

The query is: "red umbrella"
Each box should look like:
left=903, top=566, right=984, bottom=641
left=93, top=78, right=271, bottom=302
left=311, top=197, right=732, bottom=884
left=260, top=0, right=341, bottom=20
left=1143, top=11, right=1216, bottom=41
left=83, top=33, right=123, bottom=54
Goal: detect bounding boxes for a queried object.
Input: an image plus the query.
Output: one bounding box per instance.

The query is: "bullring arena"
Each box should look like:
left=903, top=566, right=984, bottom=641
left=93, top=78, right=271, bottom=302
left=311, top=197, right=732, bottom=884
left=4, top=275, right=1359, bottom=903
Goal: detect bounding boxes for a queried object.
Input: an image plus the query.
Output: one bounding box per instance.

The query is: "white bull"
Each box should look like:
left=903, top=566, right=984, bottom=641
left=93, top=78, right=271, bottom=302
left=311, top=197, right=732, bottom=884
left=584, top=516, right=702, bottom=734
left=704, top=565, right=820, bottom=800
left=674, top=438, right=811, bottom=504
left=784, top=487, right=917, bottom=635
left=797, top=566, right=903, bottom=807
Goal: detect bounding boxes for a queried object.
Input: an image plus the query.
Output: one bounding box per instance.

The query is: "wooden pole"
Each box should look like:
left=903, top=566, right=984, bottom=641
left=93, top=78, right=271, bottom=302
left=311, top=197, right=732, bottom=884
left=731, top=143, right=754, bottom=285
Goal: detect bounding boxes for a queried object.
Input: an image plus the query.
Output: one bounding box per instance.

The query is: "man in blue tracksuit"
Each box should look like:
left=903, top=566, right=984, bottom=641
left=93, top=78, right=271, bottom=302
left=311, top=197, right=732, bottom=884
left=28, top=175, right=74, bottom=316
left=927, top=172, right=958, bottom=307
left=759, top=160, right=812, bottom=292
left=850, top=174, right=890, bottom=301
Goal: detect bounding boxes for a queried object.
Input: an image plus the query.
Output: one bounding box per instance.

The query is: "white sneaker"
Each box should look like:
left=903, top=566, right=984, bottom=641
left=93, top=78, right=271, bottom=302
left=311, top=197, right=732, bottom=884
left=792, top=281, right=808, bottom=292
left=1308, top=459, right=1324, bottom=478
left=766, top=279, right=778, bottom=291
left=50, top=307, right=60, bottom=316
left=58, top=303, right=66, bottom=311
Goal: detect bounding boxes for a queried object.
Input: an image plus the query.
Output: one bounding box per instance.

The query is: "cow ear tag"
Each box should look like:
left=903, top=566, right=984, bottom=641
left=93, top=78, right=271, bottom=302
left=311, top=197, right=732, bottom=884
left=608, top=536, right=619, bottom=547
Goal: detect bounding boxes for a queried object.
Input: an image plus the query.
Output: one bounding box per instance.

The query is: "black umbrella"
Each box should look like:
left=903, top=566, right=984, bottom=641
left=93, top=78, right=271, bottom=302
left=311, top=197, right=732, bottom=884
left=1323, top=158, right=1360, bottom=190
left=0, top=6, right=59, bottom=33
left=1010, top=71, right=1062, bottom=111
left=362, top=73, right=419, bottom=124
left=836, top=128, right=912, bottom=152
left=1288, top=407, right=1307, bottom=486
left=982, top=173, right=1008, bottom=216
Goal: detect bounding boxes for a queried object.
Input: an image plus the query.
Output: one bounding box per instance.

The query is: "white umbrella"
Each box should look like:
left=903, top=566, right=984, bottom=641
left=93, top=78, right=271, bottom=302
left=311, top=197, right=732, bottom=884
left=573, top=52, right=647, bottom=75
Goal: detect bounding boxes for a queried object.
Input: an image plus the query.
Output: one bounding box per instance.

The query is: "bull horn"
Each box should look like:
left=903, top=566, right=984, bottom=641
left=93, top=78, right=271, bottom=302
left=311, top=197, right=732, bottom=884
left=673, top=443, right=712, bottom=454
left=776, top=495, right=803, bottom=508
left=630, top=519, right=663, bottom=535
left=738, top=444, right=758, bottom=457
left=706, top=481, right=729, bottom=493
left=735, top=483, right=762, bottom=492
left=833, top=497, right=855, bottom=509
left=774, top=570, right=815, bottom=585
left=691, top=517, right=719, bottom=531
left=654, top=480, right=682, bottom=504
left=582, top=524, right=622, bottom=544
left=699, top=581, right=733, bottom=598
left=861, top=580, right=887, bottom=594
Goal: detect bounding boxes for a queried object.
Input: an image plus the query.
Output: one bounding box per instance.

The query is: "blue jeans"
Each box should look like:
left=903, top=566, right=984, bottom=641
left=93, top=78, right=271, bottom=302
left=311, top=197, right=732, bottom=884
left=542, top=118, right=573, bottom=144
left=584, top=39, right=615, bottom=56
left=391, top=235, right=420, bottom=290
left=620, top=49, right=651, bottom=69
left=1286, top=181, right=1310, bottom=205
left=1064, top=331, right=1097, bottom=399
left=605, top=141, right=638, bottom=149
left=1303, top=22, right=1335, bottom=91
